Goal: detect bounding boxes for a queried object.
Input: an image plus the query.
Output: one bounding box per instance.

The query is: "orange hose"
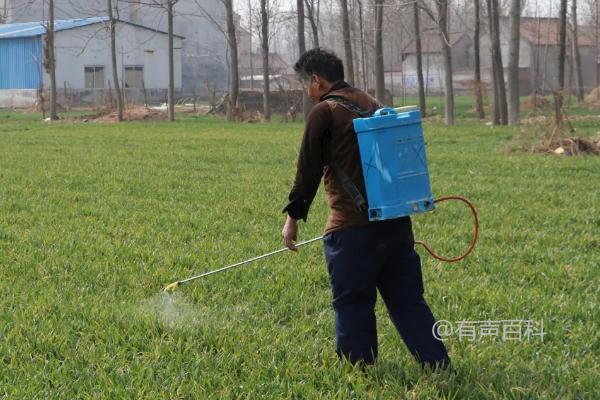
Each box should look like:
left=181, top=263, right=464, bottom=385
left=415, top=196, right=479, bottom=263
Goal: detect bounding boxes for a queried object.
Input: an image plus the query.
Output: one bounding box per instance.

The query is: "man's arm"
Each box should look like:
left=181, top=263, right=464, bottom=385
left=282, top=102, right=332, bottom=249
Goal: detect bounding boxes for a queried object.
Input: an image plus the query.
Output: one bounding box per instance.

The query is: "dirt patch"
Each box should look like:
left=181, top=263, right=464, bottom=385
left=81, top=106, right=167, bottom=122
left=584, top=87, right=600, bottom=108
left=521, top=94, right=553, bottom=112
left=533, top=135, right=600, bottom=156
left=506, top=113, right=600, bottom=156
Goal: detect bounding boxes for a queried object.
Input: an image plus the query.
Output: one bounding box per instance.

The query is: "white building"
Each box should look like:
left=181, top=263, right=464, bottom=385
left=0, top=17, right=183, bottom=107
left=1, top=0, right=232, bottom=97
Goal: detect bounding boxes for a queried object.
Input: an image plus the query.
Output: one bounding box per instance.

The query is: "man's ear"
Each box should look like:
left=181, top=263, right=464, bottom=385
left=312, top=74, right=321, bottom=87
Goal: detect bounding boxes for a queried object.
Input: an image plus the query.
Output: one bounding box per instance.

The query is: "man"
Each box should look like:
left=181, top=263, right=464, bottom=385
left=281, top=48, right=450, bottom=369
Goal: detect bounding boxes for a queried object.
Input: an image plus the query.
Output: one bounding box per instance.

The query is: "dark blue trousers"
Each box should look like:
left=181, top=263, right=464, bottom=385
left=323, top=217, right=450, bottom=368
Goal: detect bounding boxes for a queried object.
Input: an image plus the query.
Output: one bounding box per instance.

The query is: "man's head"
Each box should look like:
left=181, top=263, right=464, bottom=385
left=294, top=48, right=345, bottom=103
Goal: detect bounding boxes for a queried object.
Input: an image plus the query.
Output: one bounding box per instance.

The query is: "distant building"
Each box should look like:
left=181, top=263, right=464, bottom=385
left=394, top=32, right=474, bottom=95
left=480, top=17, right=598, bottom=94
left=0, top=0, right=243, bottom=97
left=0, top=17, right=183, bottom=107
left=238, top=52, right=298, bottom=91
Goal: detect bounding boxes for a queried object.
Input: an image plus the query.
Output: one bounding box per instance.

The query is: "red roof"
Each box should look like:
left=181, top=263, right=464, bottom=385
left=403, top=32, right=467, bottom=54
left=520, top=17, right=596, bottom=47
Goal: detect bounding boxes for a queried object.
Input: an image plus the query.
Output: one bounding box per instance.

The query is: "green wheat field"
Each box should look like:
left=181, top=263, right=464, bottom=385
left=0, top=109, right=598, bottom=398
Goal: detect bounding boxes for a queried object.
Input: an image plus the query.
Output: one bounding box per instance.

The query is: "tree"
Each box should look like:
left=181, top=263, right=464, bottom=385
left=356, top=0, right=368, bottom=90
left=297, top=0, right=312, bottom=119
left=487, top=0, right=508, bottom=125
left=305, top=0, right=320, bottom=47
left=571, top=0, right=584, bottom=103
left=340, top=0, right=354, bottom=86
left=413, top=0, right=426, bottom=116
left=507, top=0, right=521, bottom=125
left=107, top=0, right=123, bottom=121
left=260, top=0, right=271, bottom=121
left=224, top=0, right=239, bottom=121
left=167, top=0, right=177, bottom=122
left=473, top=0, right=485, bottom=119
left=374, top=0, right=385, bottom=104
left=557, top=0, right=567, bottom=118
left=48, top=0, right=58, bottom=120
left=437, top=0, right=454, bottom=125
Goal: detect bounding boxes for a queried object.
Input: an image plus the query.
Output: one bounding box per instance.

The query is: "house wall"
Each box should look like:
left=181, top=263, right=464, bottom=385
left=47, top=22, right=182, bottom=90
left=3, top=0, right=230, bottom=97
left=0, top=37, right=42, bottom=89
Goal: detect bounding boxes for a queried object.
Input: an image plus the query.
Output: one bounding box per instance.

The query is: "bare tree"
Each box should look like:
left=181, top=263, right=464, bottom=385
left=1, top=0, right=8, bottom=23
left=297, top=0, right=312, bottom=119
left=507, top=0, right=521, bottom=125
left=356, top=0, right=367, bottom=90
left=340, top=0, right=354, bottom=86
left=596, top=0, right=599, bottom=95
left=107, top=0, right=123, bottom=121
left=473, top=0, right=485, bottom=119
left=260, top=0, right=271, bottom=121
left=305, top=0, right=320, bottom=47
left=167, top=0, right=177, bottom=121
left=437, top=0, right=454, bottom=125
left=571, top=0, right=584, bottom=103
left=48, top=0, right=58, bottom=120
left=556, top=0, right=567, bottom=118
left=413, top=0, right=426, bottom=116
left=375, top=0, right=385, bottom=103
left=487, top=0, right=507, bottom=125
left=224, top=0, right=239, bottom=120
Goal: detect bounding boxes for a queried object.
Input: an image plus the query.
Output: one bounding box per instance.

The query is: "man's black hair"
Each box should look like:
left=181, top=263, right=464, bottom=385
left=294, top=48, right=345, bottom=83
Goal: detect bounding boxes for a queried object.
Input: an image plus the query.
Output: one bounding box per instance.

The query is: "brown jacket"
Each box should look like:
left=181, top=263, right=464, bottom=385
left=283, top=82, right=382, bottom=234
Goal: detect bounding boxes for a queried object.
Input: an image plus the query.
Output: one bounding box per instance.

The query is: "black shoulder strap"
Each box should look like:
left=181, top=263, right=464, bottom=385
left=323, top=95, right=373, bottom=118
left=323, top=95, right=371, bottom=214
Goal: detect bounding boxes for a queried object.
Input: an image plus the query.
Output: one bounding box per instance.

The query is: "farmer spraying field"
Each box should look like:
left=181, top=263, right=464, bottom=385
left=162, top=49, right=477, bottom=368
left=282, top=48, right=461, bottom=369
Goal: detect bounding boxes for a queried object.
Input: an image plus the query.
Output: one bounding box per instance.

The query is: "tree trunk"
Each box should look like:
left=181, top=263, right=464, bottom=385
left=305, top=0, right=319, bottom=47
left=108, top=0, right=123, bottom=121
left=556, top=0, right=567, bottom=116
left=340, top=0, right=354, bottom=86
left=487, top=0, right=508, bottom=125
left=507, top=0, right=521, bottom=125
left=413, top=1, right=426, bottom=116
left=374, top=0, right=385, bottom=104
left=596, top=0, right=600, bottom=97
left=473, top=0, right=484, bottom=119
left=260, top=0, right=271, bottom=121
left=167, top=0, right=175, bottom=122
left=247, top=0, right=254, bottom=91
left=437, top=0, right=454, bottom=125
left=357, top=0, right=367, bottom=90
left=48, top=0, right=58, bottom=120
left=225, top=0, right=239, bottom=121
left=297, top=0, right=312, bottom=119
left=571, top=0, right=584, bottom=103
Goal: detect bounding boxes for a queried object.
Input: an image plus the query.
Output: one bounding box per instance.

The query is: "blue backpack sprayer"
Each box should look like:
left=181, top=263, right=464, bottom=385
left=163, top=106, right=479, bottom=292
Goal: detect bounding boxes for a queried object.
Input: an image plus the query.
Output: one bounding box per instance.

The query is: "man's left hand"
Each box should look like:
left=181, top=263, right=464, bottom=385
left=282, top=215, right=299, bottom=251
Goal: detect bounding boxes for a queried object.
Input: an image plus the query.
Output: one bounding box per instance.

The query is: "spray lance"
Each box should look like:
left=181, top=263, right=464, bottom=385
left=163, top=106, right=479, bottom=293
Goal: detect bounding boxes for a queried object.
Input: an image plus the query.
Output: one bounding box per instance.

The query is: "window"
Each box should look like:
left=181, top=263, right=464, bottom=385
left=124, top=66, right=144, bottom=88
left=84, top=66, right=105, bottom=89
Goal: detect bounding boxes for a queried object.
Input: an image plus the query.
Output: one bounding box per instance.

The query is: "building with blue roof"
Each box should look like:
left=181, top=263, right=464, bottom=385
left=0, top=17, right=183, bottom=107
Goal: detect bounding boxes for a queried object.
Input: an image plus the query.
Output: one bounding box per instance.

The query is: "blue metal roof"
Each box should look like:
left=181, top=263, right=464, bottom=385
left=0, top=17, right=109, bottom=39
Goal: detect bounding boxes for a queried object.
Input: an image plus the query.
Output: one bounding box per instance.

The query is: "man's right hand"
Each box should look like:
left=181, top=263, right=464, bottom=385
left=281, top=215, right=299, bottom=252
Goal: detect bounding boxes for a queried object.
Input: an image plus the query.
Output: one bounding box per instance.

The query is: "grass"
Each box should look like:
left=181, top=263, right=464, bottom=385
left=0, top=108, right=598, bottom=399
